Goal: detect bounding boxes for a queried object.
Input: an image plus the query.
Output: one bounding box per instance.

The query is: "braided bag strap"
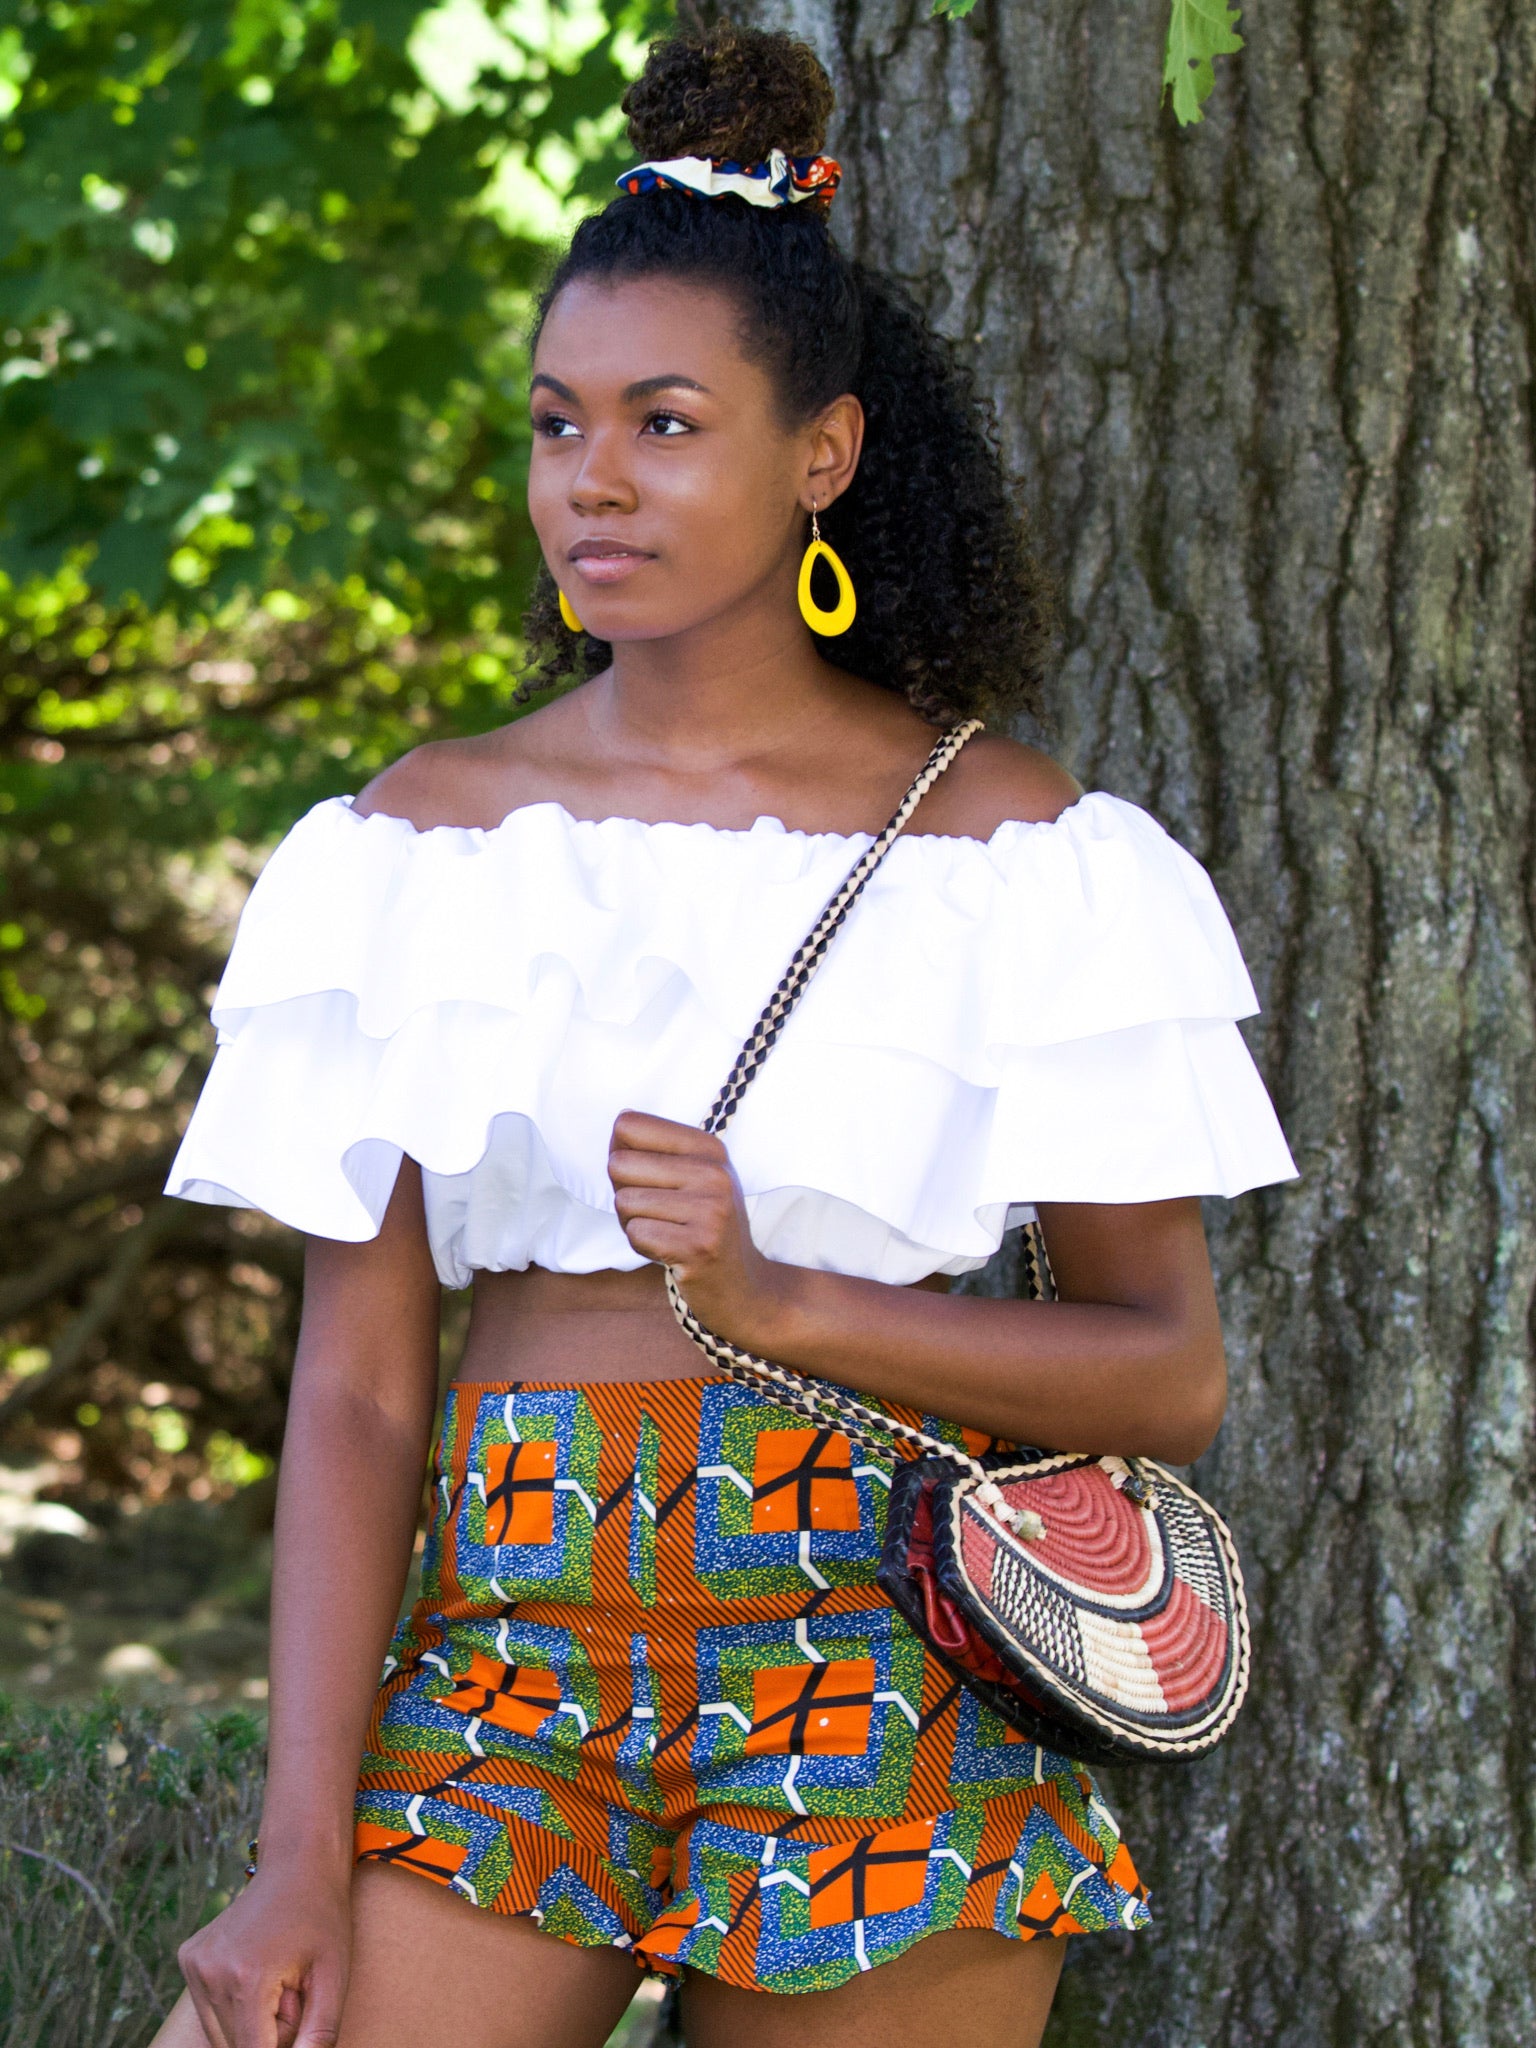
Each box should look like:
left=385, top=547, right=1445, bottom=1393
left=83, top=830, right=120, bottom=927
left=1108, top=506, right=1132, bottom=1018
left=663, top=717, right=1032, bottom=1512
left=699, top=719, right=983, bottom=1139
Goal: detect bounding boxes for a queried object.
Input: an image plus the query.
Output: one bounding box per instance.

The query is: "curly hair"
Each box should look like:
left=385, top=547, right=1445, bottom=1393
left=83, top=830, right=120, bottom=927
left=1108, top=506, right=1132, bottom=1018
left=520, top=22, right=1052, bottom=728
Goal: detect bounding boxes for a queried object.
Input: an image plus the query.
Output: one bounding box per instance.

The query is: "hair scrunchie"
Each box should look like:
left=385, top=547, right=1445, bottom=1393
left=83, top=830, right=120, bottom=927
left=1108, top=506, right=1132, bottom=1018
left=615, top=149, right=842, bottom=209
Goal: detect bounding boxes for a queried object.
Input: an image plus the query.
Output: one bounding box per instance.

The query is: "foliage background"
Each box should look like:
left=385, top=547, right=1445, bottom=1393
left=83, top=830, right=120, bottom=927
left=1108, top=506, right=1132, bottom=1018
left=0, top=0, right=667, bottom=1705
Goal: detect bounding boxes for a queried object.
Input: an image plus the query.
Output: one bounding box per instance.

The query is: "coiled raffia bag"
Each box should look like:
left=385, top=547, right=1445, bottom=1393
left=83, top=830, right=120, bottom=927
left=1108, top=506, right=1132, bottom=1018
left=666, top=721, right=1251, bottom=1764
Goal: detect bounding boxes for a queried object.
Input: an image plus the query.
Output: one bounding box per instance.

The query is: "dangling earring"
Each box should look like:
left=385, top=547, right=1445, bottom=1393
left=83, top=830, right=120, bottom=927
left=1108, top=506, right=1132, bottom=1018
left=558, top=587, right=584, bottom=634
left=798, top=506, right=856, bottom=636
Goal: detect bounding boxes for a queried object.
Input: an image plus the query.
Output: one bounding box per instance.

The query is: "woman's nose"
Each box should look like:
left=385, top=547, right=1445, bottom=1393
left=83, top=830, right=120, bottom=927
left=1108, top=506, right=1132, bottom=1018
left=569, top=427, right=638, bottom=516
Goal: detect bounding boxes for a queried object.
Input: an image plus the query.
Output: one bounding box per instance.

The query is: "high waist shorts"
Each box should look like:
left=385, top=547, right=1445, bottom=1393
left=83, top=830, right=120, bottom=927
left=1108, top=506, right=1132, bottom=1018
left=354, top=1377, right=1149, bottom=1993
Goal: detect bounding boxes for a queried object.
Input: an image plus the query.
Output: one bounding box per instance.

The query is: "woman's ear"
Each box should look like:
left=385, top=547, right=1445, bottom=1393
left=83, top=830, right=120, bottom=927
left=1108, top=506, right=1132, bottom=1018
left=802, top=393, right=865, bottom=511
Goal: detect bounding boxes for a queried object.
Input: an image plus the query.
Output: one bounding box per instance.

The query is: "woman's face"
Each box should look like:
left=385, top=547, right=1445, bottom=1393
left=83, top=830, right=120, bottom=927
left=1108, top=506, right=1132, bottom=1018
left=527, top=274, right=860, bottom=644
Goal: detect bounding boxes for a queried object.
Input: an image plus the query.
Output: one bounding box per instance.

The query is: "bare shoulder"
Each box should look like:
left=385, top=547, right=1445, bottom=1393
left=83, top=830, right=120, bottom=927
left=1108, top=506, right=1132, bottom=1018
left=351, top=736, right=496, bottom=830
left=915, top=731, right=1083, bottom=839
left=350, top=712, right=570, bottom=830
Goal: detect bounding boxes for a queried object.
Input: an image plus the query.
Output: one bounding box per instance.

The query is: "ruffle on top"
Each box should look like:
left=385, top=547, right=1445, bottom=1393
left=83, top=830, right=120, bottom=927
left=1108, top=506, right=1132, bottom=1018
left=164, top=792, right=1298, bottom=1288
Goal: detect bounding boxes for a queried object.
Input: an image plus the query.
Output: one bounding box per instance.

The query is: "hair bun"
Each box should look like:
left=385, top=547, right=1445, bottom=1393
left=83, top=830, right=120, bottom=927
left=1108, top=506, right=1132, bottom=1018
left=622, top=21, right=835, bottom=166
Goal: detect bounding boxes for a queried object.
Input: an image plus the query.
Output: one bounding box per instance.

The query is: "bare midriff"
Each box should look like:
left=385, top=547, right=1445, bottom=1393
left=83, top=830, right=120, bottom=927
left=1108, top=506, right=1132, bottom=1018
left=454, top=1262, right=952, bottom=1386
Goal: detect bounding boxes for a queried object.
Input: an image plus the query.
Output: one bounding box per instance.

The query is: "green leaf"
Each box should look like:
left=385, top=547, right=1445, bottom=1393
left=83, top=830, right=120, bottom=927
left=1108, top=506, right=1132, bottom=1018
left=1163, top=0, right=1244, bottom=126
left=0, top=0, right=644, bottom=627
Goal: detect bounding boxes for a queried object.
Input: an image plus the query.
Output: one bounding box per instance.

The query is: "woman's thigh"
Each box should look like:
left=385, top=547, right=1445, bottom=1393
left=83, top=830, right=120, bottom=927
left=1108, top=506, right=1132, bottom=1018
left=682, top=1927, right=1066, bottom=2048
left=152, top=1862, right=640, bottom=2048
left=154, top=1884, right=1064, bottom=2048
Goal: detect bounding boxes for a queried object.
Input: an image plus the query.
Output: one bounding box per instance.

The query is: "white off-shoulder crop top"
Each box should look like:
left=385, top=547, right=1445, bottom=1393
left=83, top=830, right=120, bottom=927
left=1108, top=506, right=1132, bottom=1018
left=163, top=790, right=1298, bottom=1289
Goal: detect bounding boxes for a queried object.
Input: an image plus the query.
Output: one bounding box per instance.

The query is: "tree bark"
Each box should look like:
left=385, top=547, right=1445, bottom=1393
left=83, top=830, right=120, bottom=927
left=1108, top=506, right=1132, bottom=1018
left=736, top=2, right=1536, bottom=2040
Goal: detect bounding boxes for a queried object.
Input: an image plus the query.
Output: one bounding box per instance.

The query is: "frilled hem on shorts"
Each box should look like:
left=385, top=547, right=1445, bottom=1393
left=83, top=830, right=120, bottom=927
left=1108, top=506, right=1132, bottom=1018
left=355, top=1793, right=1149, bottom=1992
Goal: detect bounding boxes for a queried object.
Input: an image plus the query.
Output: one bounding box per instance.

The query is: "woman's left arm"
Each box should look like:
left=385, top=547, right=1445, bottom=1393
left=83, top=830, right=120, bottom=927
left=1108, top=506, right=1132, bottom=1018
left=609, top=1111, right=1227, bottom=1465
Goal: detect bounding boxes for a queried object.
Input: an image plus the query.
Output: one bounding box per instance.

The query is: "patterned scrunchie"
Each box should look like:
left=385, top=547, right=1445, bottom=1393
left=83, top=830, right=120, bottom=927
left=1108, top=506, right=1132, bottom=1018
left=615, top=149, right=842, bottom=209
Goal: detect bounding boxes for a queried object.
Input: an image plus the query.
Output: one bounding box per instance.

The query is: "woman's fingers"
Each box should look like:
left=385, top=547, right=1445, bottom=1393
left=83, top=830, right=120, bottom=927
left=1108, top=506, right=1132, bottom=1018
left=293, top=1958, right=347, bottom=2048
left=229, top=1975, right=286, bottom=2048
left=610, top=1110, right=725, bottom=1158
left=181, top=1975, right=232, bottom=2048
left=608, top=1110, right=756, bottom=1288
left=274, top=1982, right=304, bottom=2048
left=620, top=1217, right=698, bottom=1264
left=181, top=1947, right=328, bottom=2048
left=193, top=1973, right=272, bottom=2048
left=228, top=1972, right=315, bottom=2048
left=606, top=1145, right=696, bottom=1190
left=173, top=1871, right=352, bottom=2048
left=178, top=1941, right=247, bottom=2048
left=615, top=1182, right=746, bottom=1282
left=613, top=1185, right=697, bottom=1225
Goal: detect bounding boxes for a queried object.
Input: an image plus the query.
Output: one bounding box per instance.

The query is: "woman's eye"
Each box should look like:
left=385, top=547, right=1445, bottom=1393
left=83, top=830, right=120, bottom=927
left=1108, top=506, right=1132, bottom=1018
left=535, top=413, right=580, bottom=439
left=643, top=411, right=692, bottom=437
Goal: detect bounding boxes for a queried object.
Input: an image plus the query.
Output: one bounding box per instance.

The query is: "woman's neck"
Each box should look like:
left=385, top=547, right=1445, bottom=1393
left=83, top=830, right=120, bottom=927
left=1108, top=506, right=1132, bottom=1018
left=590, top=577, right=856, bottom=772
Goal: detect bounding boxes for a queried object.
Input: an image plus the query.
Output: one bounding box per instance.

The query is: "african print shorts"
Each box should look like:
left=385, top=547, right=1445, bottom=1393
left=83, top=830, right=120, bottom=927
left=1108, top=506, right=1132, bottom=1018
left=354, top=1377, right=1150, bottom=1994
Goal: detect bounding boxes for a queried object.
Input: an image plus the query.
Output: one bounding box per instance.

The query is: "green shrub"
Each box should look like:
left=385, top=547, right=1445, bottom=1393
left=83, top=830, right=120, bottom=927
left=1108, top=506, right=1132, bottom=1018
left=0, top=1693, right=263, bottom=2047
left=0, top=1694, right=683, bottom=2047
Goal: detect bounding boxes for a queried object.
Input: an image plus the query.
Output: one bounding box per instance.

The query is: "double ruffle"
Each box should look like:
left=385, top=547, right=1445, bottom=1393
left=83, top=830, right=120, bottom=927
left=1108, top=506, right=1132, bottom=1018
left=166, top=793, right=1297, bottom=1287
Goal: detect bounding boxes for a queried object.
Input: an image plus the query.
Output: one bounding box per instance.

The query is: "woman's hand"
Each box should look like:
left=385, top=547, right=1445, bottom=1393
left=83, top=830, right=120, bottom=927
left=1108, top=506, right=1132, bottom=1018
left=607, top=1110, right=791, bottom=1344
left=177, top=1861, right=351, bottom=2048
left=605, top=1118, right=1226, bottom=1462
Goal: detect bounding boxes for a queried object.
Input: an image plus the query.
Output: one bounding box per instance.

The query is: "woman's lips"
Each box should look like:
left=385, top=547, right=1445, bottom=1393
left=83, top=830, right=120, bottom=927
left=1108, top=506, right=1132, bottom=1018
left=569, top=542, right=654, bottom=586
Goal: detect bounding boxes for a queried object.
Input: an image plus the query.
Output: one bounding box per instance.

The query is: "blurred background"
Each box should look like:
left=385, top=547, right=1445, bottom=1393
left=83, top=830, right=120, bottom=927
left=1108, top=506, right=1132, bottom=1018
left=0, top=0, right=665, bottom=1723
left=0, top=7, right=663, bottom=2036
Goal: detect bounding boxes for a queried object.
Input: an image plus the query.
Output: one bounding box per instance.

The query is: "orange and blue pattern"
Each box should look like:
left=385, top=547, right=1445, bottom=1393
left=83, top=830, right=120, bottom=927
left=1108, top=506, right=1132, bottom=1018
left=354, top=1377, right=1149, bottom=1993
left=615, top=152, right=842, bottom=209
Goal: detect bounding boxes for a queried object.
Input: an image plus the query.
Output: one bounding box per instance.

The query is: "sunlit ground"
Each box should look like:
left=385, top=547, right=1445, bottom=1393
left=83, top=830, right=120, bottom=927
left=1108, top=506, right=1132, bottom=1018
left=1, top=1457, right=270, bottom=1708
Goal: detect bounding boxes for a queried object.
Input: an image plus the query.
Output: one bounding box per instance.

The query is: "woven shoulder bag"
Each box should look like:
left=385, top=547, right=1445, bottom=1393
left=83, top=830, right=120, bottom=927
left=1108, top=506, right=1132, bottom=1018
left=664, top=720, right=1251, bottom=1764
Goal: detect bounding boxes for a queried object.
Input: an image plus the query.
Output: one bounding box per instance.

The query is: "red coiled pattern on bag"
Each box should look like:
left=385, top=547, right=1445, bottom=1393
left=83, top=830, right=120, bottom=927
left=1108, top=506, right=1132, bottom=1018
left=1003, top=1466, right=1156, bottom=1598
left=1134, top=1576, right=1229, bottom=1712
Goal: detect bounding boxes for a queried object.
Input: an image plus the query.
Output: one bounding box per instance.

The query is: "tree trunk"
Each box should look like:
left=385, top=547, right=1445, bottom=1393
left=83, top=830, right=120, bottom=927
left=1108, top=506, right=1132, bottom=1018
left=736, top=2, right=1536, bottom=2039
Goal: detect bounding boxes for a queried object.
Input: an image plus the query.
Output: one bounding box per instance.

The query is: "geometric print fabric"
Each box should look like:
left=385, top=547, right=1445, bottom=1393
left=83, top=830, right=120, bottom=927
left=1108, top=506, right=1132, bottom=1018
left=355, top=1376, right=1149, bottom=1994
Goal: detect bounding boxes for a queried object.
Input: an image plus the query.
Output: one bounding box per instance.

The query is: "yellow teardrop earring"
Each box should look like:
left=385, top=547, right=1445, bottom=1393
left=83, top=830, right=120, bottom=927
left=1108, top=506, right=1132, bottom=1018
left=797, top=506, right=857, bottom=636
left=559, top=587, right=584, bottom=634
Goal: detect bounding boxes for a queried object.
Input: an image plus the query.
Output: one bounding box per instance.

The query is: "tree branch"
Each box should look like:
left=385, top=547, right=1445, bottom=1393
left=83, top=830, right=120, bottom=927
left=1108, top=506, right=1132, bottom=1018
left=3, top=883, right=229, bottom=985
left=0, top=1231, right=112, bottom=1328
left=5, top=659, right=383, bottom=759
left=0, top=1145, right=181, bottom=1227
left=0, top=1839, right=165, bottom=2018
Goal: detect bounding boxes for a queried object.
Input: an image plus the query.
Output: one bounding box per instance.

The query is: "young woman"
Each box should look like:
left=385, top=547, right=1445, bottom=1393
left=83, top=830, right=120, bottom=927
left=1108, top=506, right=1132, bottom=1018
left=154, top=26, right=1295, bottom=2048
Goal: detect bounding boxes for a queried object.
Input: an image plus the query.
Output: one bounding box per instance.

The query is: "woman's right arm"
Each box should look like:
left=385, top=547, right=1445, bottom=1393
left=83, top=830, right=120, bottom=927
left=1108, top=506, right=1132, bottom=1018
left=177, top=1158, right=442, bottom=2048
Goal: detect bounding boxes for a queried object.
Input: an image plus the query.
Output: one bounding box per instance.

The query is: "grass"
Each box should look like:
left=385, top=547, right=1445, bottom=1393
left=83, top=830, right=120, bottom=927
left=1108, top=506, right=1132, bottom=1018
left=0, top=1693, right=265, bottom=2047
left=0, top=1694, right=680, bottom=2048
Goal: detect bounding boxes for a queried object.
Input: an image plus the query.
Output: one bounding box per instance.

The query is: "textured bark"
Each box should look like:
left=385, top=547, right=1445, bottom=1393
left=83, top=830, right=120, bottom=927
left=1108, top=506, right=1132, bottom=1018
left=733, top=3, right=1536, bottom=2040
